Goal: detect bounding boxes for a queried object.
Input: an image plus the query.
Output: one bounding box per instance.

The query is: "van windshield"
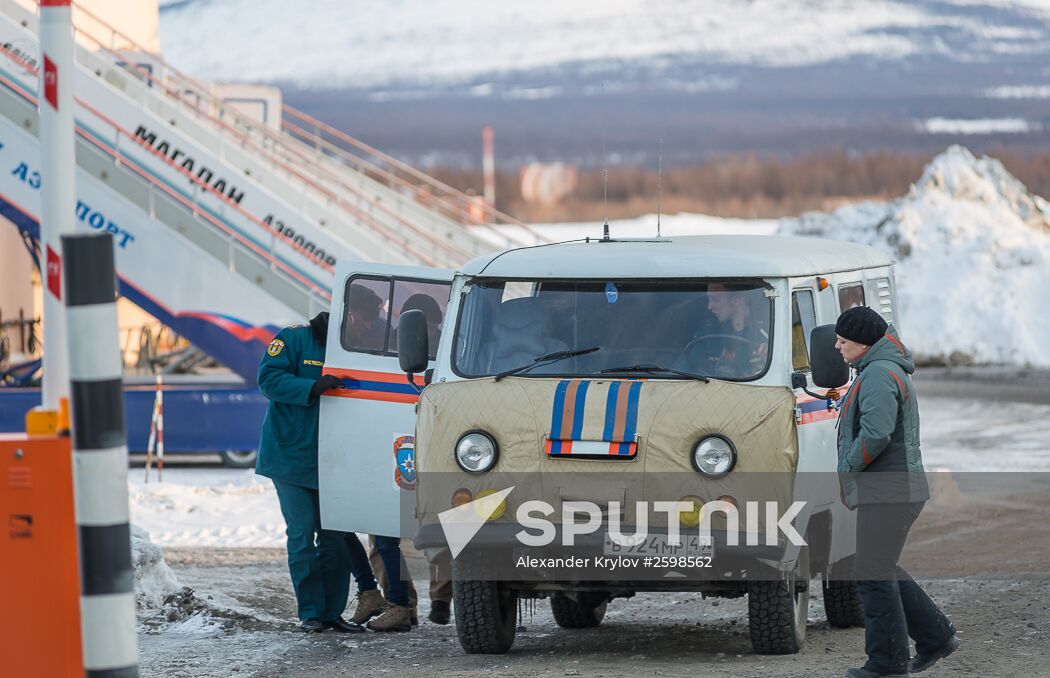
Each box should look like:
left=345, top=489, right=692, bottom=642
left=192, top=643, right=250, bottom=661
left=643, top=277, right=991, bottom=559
left=452, top=279, right=773, bottom=381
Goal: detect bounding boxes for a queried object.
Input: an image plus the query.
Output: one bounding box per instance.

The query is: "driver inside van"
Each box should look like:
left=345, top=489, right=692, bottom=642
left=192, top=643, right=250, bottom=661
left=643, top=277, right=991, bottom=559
left=679, top=283, right=770, bottom=378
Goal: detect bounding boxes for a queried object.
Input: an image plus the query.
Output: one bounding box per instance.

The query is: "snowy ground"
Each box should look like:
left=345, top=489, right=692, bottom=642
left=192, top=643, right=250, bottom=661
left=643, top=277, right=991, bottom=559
left=130, top=467, right=285, bottom=548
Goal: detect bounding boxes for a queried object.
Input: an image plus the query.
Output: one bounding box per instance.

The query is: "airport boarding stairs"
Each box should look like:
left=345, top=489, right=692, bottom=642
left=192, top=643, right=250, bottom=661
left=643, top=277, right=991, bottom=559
left=0, top=0, right=546, bottom=382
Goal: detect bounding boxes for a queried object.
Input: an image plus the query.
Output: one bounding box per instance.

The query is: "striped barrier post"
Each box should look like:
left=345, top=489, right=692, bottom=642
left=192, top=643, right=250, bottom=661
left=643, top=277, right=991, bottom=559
left=156, top=374, right=165, bottom=482
left=63, top=232, right=140, bottom=678
left=143, top=395, right=157, bottom=482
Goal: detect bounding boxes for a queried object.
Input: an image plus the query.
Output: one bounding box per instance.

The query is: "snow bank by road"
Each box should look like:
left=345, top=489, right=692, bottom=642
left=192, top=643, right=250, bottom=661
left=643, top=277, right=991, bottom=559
left=129, top=469, right=285, bottom=548
left=780, top=145, right=1050, bottom=367
left=132, top=525, right=181, bottom=609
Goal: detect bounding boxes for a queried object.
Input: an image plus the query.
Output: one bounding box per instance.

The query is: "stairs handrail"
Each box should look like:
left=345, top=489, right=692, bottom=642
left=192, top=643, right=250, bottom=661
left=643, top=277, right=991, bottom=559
left=60, top=15, right=459, bottom=266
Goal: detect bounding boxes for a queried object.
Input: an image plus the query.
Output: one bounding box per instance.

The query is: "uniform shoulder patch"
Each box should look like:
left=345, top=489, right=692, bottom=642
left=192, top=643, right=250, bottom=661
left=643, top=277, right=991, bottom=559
left=267, top=338, right=286, bottom=356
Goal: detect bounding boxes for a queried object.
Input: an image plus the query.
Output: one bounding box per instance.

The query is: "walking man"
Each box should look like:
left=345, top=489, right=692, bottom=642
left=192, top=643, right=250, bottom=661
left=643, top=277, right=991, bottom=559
left=834, top=306, right=961, bottom=677
left=257, top=311, right=379, bottom=633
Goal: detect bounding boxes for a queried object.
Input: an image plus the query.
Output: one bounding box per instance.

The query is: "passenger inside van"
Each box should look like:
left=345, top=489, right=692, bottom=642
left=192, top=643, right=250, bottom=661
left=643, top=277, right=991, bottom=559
left=343, top=283, right=387, bottom=351
left=391, top=293, right=444, bottom=359
left=487, top=297, right=567, bottom=372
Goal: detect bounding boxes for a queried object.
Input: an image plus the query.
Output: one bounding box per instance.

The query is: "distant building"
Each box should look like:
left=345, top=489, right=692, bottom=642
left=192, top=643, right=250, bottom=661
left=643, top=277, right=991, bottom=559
left=520, top=162, right=577, bottom=206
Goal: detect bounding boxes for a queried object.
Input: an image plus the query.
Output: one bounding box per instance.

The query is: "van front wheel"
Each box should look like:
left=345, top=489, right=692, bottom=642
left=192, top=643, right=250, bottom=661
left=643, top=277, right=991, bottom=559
left=453, top=556, right=517, bottom=654
left=747, top=545, right=810, bottom=654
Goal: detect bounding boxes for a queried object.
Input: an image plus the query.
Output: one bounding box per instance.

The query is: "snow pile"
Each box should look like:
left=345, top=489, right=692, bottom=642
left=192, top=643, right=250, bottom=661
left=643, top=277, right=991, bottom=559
left=780, top=145, right=1050, bottom=366
left=129, top=469, right=285, bottom=547
left=131, top=525, right=181, bottom=610
left=133, top=523, right=225, bottom=633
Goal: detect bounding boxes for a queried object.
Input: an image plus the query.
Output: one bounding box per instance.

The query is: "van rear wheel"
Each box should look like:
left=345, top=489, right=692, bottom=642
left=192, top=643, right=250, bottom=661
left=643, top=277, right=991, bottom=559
left=453, top=555, right=517, bottom=654
left=748, top=545, right=810, bottom=654
left=823, top=556, right=864, bottom=628
left=550, top=593, right=608, bottom=628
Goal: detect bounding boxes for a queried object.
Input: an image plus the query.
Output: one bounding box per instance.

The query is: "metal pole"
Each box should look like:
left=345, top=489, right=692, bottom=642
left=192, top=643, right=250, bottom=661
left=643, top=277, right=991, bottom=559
left=62, top=232, right=140, bottom=677
left=482, top=125, right=495, bottom=212
left=39, top=0, right=78, bottom=409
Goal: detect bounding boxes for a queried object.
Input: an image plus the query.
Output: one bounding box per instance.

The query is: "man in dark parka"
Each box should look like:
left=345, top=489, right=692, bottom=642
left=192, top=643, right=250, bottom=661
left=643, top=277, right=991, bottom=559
left=835, top=306, right=960, bottom=677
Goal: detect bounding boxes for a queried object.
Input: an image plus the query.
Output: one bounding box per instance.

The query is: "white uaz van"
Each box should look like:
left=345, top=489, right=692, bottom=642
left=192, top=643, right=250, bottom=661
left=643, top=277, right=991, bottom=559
left=319, top=235, right=896, bottom=654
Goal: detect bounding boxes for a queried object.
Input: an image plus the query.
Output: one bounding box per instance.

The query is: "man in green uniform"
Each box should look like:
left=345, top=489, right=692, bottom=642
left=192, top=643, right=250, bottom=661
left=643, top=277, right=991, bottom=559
left=257, top=311, right=382, bottom=633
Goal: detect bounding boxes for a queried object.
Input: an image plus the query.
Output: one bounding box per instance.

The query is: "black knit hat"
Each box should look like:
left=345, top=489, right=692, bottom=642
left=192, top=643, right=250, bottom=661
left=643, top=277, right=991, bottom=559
left=835, top=306, right=887, bottom=346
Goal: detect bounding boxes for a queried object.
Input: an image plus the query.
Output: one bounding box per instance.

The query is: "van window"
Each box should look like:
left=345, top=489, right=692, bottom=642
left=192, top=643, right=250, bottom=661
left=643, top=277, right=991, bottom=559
left=341, top=276, right=451, bottom=357
left=390, top=279, right=450, bottom=359
left=342, top=277, right=391, bottom=353
left=791, top=290, right=817, bottom=371
left=871, top=277, right=894, bottom=323
left=838, top=283, right=865, bottom=310
left=452, top=278, right=774, bottom=381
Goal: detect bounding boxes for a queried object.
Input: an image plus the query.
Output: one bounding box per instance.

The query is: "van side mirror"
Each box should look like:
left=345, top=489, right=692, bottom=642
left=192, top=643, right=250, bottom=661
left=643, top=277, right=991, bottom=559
left=397, top=310, right=429, bottom=376
left=809, top=324, right=849, bottom=388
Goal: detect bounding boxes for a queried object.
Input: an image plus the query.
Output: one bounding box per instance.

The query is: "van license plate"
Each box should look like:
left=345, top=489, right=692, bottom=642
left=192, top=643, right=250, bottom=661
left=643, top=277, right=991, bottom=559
left=602, top=533, right=713, bottom=558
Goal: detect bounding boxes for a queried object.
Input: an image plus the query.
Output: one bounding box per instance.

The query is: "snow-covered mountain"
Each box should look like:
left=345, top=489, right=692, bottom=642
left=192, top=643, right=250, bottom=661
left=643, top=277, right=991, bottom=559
left=159, top=0, right=1050, bottom=91
left=780, top=146, right=1050, bottom=367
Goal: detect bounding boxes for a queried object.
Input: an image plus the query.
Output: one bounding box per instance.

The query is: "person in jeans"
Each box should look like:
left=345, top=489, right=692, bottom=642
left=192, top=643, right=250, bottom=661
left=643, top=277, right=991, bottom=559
left=834, top=306, right=960, bottom=677
left=350, top=535, right=413, bottom=632
left=258, top=312, right=381, bottom=633
left=368, top=538, right=453, bottom=625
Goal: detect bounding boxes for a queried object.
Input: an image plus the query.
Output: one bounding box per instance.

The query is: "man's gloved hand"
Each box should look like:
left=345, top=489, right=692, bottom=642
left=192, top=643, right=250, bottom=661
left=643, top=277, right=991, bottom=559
left=310, top=374, right=344, bottom=400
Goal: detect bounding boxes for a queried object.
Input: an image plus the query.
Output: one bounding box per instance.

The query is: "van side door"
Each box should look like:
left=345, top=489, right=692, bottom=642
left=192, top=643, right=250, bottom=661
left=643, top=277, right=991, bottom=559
left=319, top=262, right=453, bottom=537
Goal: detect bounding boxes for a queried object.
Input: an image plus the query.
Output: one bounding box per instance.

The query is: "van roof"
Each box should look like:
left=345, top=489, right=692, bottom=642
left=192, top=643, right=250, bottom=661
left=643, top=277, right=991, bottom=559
left=462, top=235, right=893, bottom=279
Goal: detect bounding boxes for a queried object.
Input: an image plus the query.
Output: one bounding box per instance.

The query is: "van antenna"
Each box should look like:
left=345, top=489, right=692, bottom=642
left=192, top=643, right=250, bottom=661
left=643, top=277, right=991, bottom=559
left=656, top=136, right=663, bottom=238
left=601, top=83, right=610, bottom=242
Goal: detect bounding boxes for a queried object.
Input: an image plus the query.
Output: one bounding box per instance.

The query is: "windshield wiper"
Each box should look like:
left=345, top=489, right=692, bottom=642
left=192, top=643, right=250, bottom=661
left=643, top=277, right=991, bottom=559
left=493, top=347, right=601, bottom=382
left=598, top=364, right=710, bottom=383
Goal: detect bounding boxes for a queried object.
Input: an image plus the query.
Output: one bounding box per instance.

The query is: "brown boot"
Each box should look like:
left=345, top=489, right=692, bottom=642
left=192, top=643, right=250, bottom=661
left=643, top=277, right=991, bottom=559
left=349, top=589, right=388, bottom=625
left=366, top=604, right=413, bottom=632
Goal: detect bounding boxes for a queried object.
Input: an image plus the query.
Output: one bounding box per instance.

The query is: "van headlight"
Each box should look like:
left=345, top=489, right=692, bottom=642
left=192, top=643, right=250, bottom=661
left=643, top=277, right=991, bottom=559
left=692, top=436, right=736, bottom=477
left=455, top=432, right=498, bottom=473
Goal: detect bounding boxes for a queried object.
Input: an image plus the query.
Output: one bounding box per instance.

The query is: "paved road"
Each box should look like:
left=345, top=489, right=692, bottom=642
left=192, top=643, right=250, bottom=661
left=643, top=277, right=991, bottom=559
left=915, top=366, right=1050, bottom=405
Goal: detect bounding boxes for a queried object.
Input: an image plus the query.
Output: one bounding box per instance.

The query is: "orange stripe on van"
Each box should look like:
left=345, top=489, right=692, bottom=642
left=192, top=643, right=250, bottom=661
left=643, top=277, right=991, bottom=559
left=321, top=367, right=420, bottom=404
left=560, top=380, right=581, bottom=440
left=324, top=367, right=414, bottom=384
